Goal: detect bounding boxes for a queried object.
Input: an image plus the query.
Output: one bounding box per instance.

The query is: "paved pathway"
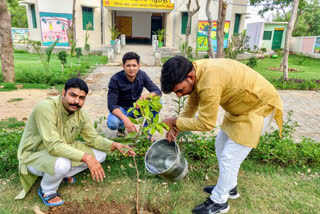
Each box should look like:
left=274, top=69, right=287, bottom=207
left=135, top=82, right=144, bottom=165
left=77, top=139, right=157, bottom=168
left=83, top=65, right=320, bottom=143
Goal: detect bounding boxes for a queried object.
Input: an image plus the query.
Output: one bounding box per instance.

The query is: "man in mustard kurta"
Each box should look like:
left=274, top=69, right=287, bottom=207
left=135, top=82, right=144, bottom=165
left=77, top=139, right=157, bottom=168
left=161, top=57, right=283, bottom=214
left=16, top=78, right=135, bottom=206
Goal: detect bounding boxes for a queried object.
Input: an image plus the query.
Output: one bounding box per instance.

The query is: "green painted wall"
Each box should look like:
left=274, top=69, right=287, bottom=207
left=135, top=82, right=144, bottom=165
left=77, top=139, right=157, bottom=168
left=261, top=23, right=287, bottom=50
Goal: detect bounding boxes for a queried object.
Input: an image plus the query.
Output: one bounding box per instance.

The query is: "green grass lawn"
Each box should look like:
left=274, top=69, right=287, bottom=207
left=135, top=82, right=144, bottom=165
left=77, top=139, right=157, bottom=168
left=0, top=53, right=107, bottom=90
left=241, top=55, right=320, bottom=80
left=0, top=158, right=319, bottom=214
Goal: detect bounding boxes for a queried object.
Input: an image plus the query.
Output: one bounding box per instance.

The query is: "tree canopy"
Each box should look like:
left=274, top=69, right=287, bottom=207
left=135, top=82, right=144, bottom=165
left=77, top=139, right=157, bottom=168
left=7, top=0, right=28, bottom=28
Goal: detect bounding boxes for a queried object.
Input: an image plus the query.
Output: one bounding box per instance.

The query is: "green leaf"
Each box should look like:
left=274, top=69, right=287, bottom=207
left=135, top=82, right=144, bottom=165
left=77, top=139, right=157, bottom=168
left=127, top=107, right=134, bottom=114
left=126, top=132, right=137, bottom=139
left=129, top=117, right=138, bottom=124
left=133, top=110, right=140, bottom=116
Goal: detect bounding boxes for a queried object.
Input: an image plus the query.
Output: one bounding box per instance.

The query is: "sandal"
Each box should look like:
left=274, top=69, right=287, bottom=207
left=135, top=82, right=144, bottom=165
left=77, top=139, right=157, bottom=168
left=63, top=177, right=76, bottom=184
left=117, top=129, right=126, bottom=137
left=37, top=188, right=64, bottom=206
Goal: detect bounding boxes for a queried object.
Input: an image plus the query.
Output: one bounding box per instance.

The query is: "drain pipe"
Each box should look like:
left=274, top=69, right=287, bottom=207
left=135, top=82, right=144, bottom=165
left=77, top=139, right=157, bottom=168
left=172, top=0, right=177, bottom=47
left=101, top=0, right=104, bottom=45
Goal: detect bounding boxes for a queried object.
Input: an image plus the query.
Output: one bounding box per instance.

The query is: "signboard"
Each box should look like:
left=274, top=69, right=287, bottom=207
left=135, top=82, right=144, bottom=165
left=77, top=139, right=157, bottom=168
left=274, top=28, right=284, bottom=30
left=11, top=28, right=29, bottom=43
left=103, top=0, right=174, bottom=10
left=314, top=37, right=320, bottom=53
left=40, top=12, right=72, bottom=46
left=197, top=21, right=230, bottom=51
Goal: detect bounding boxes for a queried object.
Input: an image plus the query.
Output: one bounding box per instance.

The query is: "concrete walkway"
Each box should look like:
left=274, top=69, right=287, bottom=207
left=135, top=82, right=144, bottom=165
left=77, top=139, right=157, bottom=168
left=84, top=64, right=320, bottom=143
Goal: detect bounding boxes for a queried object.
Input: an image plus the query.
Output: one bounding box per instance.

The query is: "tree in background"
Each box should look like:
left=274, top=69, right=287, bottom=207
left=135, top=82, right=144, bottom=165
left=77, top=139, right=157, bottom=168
left=7, top=0, right=27, bottom=28
left=272, top=0, right=319, bottom=37
left=250, top=0, right=300, bottom=81
left=0, top=0, right=15, bottom=82
left=216, top=0, right=227, bottom=58
left=184, top=0, right=200, bottom=58
left=206, top=0, right=214, bottom=58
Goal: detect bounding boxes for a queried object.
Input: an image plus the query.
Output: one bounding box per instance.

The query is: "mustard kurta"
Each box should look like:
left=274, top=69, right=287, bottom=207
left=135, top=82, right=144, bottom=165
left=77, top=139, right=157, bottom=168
left=176, top=58, right=283, bottom=148
left=15, top=95, right=113, bottom=199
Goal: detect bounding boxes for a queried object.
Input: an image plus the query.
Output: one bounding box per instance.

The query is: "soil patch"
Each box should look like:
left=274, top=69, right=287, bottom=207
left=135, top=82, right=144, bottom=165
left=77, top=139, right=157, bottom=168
left=268, top=67, right=302, bottom=72
left=44, top=200, right=160, bottom=214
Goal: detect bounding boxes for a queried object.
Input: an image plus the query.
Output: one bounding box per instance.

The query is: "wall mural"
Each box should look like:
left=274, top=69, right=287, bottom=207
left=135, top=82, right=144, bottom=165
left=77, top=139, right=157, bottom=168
left=40, top=12, right=72, bottom=46
left=197, top=21, right=230, bottom=51
left=11, top=28, right=29, bottom=43
left=314, top=37, right=320, bottom=53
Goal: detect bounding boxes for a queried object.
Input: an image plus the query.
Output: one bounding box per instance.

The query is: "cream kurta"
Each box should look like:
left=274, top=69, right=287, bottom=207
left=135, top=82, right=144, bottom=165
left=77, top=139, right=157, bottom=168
left=16, top=95, right=113, bottom=199
left=176, top=58, right=283, bottom=148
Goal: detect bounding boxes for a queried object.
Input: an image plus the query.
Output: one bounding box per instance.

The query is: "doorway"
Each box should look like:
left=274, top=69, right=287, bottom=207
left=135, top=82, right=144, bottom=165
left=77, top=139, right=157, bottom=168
left=272, top=30, right=283, bottom=50
left=151, top=15, right=162, bottom=38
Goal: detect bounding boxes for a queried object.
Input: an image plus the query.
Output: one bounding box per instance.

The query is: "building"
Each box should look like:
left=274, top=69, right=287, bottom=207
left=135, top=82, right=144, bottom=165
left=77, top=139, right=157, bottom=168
left=246, top=22, right=288, bottom=51
left=19, top=0, right=248, bottom=52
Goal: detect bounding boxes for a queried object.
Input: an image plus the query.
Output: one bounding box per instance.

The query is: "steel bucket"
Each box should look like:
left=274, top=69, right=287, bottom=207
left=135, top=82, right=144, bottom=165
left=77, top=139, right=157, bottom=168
left=144, top=139, right=188, bottom=181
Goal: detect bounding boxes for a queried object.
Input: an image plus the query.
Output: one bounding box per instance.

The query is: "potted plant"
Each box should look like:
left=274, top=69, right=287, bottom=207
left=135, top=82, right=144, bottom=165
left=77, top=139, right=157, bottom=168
left=108, top=24, right=121, bottom=46
left=153, top=29, right=165, bottom=47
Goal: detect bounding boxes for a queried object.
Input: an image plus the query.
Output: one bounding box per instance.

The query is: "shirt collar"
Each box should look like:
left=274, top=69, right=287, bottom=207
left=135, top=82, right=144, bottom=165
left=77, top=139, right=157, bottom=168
left=120, top=70, right=140, bottom=82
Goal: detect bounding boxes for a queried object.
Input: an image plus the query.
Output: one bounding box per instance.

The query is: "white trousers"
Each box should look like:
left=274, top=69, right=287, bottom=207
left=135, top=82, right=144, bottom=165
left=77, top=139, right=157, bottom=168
left=27, top=148, right=106, bottom=196
left=210, top=110, right=275, bottom=204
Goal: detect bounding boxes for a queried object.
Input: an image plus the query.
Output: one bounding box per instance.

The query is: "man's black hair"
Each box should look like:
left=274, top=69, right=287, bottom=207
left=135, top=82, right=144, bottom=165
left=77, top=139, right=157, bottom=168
left=64, top=78, right=89, bottom=94
left=160, top=56, right=194, bottom=94
left=122, top=52, right=140, bottom=65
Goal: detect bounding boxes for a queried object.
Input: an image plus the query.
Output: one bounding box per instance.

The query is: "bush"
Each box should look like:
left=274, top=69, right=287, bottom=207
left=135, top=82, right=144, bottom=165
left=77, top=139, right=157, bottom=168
left=249, top=111, right=320, bottom=167
left=0, top=82, right=18, bottom=91
left=268, top=78, right=320, bottom=90
left=14, top=49, right=28, bottom=53
left=100, top=56, right=108, bottom=64
left=246, top=57, right=258, bottom=68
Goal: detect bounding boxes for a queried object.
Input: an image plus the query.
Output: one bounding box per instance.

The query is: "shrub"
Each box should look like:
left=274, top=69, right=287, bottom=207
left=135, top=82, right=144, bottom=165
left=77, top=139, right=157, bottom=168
left=100, top=56, right=108, bottom=64
left=246, top=56, right=258, bottom=68
left=1, top=82, right=18, bottom=90
left=268, top=78, right=320, bottom=90
left=296, top=53, right=307, bottom=65
left=14, top=49, right=28, bottom=53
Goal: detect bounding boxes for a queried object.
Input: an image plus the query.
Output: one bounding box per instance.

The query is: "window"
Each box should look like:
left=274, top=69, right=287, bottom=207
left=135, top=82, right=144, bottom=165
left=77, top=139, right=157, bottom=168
left=263, top=31, right=272, bottom=40
left=82, top=7, right=94, bottom=30
left=181, top=12, right=191, bottom=34
left=31, top=4, right=37, bottom=28
left=233, top=14, right=241, bottom=34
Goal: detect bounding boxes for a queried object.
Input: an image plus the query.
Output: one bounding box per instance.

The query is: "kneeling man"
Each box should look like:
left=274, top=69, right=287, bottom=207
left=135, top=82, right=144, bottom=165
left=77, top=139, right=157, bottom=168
left=15, top=78, right=135, bottom=206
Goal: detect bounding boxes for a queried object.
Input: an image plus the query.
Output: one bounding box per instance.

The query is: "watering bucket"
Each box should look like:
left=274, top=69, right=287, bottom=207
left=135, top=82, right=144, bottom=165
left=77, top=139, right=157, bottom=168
left=145, top=139, right=188, bottom=181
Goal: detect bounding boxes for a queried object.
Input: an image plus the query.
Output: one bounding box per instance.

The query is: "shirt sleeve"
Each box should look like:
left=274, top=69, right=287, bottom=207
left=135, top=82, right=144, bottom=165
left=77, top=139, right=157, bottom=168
left=80, top=112, right=113, bottom=153
left=176, top=87, right=221, bottom=131
left=34, top=103, right=85, bottom=161
left=107, top=78, right=120, bottom=112
left=143, top=72, right=162, bottom=96
left=180, top=92, right=199, bottom=118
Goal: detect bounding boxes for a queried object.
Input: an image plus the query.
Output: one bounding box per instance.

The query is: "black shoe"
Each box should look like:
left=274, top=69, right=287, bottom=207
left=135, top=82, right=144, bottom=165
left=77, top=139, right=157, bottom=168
left=203, top=185, right=240, bottom=199
left=192, top=197, right=229, bottom=214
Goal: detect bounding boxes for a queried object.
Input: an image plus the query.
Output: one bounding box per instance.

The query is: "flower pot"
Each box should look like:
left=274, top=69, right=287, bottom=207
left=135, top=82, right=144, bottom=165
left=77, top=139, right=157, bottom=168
left=110, top=40, right=115, bottom=46
left=158, top=42, right=163, bottom=47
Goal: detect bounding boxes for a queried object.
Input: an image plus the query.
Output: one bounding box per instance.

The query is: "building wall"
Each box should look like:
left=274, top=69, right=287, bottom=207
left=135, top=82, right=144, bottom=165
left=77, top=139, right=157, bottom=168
left=24, top=1, right=42, bottom=41
left=166, top=0, right=248, bottom=50
left=261, top=23, right=287, bottom=50
left=116, top=11, right=152, bottom=38
left=246, top=22, right=263, bottom=50
left=289, top=36, right=320, bottom=59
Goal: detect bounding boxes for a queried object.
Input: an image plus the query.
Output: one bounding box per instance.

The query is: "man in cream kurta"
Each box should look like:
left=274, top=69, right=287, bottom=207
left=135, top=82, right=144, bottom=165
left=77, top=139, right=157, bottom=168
left=161, top=57, right=283, bottom=214
left=16, top=78, right=135, bottom=206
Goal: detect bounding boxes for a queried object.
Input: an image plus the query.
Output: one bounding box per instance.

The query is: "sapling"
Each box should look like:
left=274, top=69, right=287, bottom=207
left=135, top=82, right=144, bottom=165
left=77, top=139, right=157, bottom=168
left=126, top=95, right=168, bottom=213
left=75, top=47, right=82, bottom=65
left=58, top=51, right=67, bottom=73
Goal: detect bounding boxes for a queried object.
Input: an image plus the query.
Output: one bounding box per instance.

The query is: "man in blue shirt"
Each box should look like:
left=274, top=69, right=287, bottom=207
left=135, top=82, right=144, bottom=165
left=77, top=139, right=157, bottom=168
left=107, top=52, right=162, bottom=138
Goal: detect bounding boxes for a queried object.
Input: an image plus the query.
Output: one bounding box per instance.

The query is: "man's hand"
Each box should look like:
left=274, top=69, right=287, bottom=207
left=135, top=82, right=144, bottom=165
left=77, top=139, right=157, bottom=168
left=123, top=117, right=138, bottom=133
left=162, top=117, right=179, bottom=142
left=111, top=142, right=136, bottom=157
left=85, top=154, right=105, bottom=182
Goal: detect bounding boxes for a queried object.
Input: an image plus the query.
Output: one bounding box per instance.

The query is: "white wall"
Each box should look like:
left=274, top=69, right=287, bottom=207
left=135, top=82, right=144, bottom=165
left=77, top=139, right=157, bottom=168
left=116, top=11, right=152, bottom=38
left=38, top=0, right=73, bottom=13
left=246, top=22, right=263, bottom=50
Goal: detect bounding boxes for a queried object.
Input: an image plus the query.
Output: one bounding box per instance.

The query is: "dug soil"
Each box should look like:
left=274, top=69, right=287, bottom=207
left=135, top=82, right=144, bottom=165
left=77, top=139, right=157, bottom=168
left=45, top=199, right=159, bottom=214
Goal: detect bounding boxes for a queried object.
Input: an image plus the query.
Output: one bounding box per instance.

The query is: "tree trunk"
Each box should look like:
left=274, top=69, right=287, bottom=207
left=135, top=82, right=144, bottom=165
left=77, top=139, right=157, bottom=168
left=67, top=0, right=76, bottom=45
left=216, top=0, right=227, bottom=58
left=206, top=0, right=214, bottom=58
left=185, top=0, right=200, bottom=57
left=282, top=0, right=300, bottom=81
left=0, top=0, right=15, bottom=82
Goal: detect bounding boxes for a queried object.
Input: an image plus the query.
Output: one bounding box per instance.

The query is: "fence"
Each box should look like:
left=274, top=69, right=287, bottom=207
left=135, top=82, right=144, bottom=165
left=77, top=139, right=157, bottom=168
left=289, top=36, right=320, bottom=59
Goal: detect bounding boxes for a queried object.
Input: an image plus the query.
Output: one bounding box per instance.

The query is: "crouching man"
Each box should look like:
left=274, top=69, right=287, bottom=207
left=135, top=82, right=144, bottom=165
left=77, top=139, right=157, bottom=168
left=15, top=78, right=135, bottom=206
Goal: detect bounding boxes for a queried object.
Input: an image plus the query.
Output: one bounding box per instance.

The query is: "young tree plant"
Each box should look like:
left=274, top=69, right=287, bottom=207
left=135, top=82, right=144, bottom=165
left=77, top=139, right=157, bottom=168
left=75, top=47, right=82, bottom=64
left=58, top=51, right=67, bottom=73
left=126, top=95, right=168, bottom=213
